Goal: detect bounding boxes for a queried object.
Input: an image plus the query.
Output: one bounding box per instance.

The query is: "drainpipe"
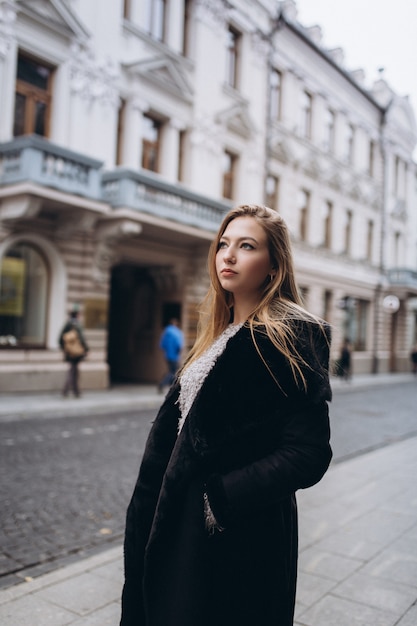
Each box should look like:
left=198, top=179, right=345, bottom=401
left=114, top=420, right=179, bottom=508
left=263, top=12, right=284, bottom=204
left=372, top=100, right=393, bottom=373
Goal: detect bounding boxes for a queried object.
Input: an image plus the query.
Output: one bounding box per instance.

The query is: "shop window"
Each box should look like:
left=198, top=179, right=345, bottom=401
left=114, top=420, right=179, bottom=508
left=344, top=298, right=368, bottom=351
left=0, top=243, right=48, bottom=348
left=14, top=53, right=53, bottom=138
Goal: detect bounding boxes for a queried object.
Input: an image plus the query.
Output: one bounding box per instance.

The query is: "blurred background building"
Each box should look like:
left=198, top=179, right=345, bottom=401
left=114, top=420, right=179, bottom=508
left=0, top=0, right=416, bottom=392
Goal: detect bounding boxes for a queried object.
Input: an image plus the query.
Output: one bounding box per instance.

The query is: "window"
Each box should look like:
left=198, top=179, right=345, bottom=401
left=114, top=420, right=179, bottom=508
left=265, top=175, right=279, bottom=210
left=142, top=114, right=162, bottom=172
left=323, top=108, right=335, bottom=152
left=346, top=123, right=355, bottom=164
left=323, top=201, right=333, bottom=248
left=366, top=220, right=373, bottom=261
left=14, top=53, right=53, bottom=138
left=182, top=0, right=192, bottom=56
left=344, top=210, right=352, bottom=255
left=300, top=91, right=312, bottom=139
left=226, top=26, right=241, bottom=89
left=222, top=150, right=238, bottom=200
left=394, top=231, right=401, bottom=266
left=145, top=0, right=167, bottom=42
left=269, top=69, right=282, bottom=121
left=394, top=156, right=406, bottom=198
left=116, top=99, right=126, bottom=166
left=298, top=189, right=310, bottom=241
left=368, top=140, right=376, bottom=177
left=178, top=129, right=187, bottom=182
left=123, top=0, right=131, bottom=19
left=0, top=243, right=48, bottom=347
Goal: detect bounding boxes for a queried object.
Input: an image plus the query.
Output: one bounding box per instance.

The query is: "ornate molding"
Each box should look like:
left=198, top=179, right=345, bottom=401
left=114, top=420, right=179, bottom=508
left=69, top=43, right=119, bottom=108
left=0, top=0, right=16, bottom=58
left=194, top=0, right=227, bottom=29
left=190, top=115, right=223, bottom=156
left=92, top=218, right=142, bottom=283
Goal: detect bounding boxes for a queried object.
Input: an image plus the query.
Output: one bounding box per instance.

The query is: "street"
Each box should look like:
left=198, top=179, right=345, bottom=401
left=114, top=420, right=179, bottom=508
left=0, top=380, right=416, bottom=589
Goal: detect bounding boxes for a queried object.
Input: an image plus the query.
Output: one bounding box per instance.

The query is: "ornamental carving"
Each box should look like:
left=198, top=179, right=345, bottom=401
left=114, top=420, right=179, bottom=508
left=0, top=0, right=16, bottom=58
left=69, top=43, right=119, bottom=108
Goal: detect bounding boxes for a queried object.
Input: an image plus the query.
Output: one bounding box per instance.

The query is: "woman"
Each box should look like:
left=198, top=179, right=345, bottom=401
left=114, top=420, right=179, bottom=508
left=120, top=205, right=332, bottom=626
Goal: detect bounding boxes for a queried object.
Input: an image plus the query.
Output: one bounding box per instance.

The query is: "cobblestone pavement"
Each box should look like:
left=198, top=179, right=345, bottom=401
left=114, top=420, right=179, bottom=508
left=0, top=375, right=416, bottom=591
left=0, top=409, right=155, bottom=588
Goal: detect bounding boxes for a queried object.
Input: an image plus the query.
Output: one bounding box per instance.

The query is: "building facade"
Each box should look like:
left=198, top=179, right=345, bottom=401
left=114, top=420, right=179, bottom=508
left=0, top=0, right=416, bottom=392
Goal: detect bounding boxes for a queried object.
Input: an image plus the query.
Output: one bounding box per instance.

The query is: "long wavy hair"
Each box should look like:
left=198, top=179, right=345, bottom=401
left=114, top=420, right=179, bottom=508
left=182, top=204, right=328, bottom=388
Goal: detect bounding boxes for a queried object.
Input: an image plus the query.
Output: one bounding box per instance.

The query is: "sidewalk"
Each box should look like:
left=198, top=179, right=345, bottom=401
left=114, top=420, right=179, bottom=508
left=0, top=372, right=412, bottom=423
left=0, top=373, right=416, bottom=625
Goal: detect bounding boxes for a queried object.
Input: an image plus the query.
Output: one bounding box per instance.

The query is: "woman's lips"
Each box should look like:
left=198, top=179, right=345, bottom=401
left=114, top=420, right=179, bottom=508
left=221, top=269, right=237, bottom=275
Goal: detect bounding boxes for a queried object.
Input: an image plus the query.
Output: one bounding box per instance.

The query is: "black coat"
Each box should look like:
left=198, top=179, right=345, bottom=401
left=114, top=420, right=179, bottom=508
left=120, top=321, right=332, bottom=626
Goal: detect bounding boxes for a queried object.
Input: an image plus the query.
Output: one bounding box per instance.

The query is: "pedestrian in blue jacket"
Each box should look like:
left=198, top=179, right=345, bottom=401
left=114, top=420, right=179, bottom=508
left=157, top=318, right=184, bottom=392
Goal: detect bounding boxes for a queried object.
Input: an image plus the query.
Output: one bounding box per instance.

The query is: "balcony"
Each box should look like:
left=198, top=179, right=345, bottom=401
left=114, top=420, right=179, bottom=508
left=102, top=168, right=230, bottom=232
left=0, top=135, right=102, bottom=199
left=387, top=268, right=417, bottom=293
left=0, top=136, right=230, bottom=233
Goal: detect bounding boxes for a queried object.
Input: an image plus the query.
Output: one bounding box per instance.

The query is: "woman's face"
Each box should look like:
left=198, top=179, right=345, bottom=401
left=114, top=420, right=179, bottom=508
left=215, top=216, right=274, bottom=302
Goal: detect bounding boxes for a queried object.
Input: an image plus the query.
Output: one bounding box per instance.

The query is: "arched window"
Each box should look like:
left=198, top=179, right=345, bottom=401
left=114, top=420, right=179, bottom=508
left=0, top=243, right=49, bottom=347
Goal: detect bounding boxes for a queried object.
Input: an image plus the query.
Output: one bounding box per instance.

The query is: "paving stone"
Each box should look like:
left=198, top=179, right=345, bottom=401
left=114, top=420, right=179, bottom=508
left=36, top=571, right=120, bottom=616
left=296, top=594, right=398, bottom=626
left=298, top=546, right=362, bottom=582
left=309, top=526, right=384, bottom=561
left=395, top=603, right=417, bottom=626
left=70, top=601, right=121, bottom=625
left=334, top=571, right=417, bottom=614
left=295, top=570, right=337, bottom=608
left=361, top=546, right=417, bottom=587
left=0, top=594, right=75, bottom=626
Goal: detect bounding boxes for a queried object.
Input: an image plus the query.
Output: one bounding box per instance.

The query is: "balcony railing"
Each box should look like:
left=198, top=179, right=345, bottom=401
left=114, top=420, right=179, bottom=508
left=0, top=135, right=102, bottom=199
left=102, top=168, right=230, bottom=232
left=387, top=268, right=417, bottom=289
left=0, top=136, right=230, bottom=232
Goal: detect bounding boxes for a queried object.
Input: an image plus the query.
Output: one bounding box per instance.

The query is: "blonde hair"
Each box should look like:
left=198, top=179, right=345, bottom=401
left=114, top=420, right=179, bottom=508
left=183, top=204, right=328, bottom=388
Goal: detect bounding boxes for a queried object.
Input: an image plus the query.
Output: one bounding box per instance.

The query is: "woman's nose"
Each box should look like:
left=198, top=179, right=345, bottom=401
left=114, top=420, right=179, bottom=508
left=223, top=247, right=236, bottom=263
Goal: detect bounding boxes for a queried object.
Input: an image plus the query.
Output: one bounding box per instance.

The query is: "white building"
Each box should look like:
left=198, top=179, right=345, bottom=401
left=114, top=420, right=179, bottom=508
left=0, top=0, right=416, bottom=391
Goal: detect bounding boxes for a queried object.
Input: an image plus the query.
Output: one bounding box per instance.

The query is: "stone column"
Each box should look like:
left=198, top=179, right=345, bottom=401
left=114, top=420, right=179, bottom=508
left=120, top=96, right=149, bottom=170
left=0, top=0, right=17, bottom=141
left=160, top=117, right=185, bottom=182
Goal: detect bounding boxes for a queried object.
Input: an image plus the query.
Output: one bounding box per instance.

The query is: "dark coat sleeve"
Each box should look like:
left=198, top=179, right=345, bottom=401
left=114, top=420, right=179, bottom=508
left=205, top=322, right=332, bottom=528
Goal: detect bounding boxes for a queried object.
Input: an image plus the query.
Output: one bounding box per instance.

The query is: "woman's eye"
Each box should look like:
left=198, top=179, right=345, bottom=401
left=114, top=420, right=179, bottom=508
left=241, top=242, right=254, bottom=250
left=217, top=241, right=227, bottom=250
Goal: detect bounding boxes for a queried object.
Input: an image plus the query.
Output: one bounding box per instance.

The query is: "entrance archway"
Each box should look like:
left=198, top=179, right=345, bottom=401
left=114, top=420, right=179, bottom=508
left=108, top=264, right=158, bottom=384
